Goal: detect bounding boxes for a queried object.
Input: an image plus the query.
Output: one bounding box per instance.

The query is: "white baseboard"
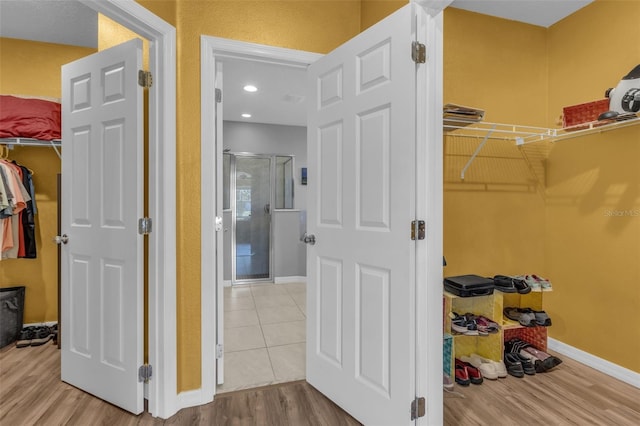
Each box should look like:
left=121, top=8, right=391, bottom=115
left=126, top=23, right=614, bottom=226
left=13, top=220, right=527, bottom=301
left=223, top=280, right=232, bottom=287
left=274, top=276, right=307, bottom=284
left=548, top=338, right=640, bottom=388
left=23, top=321, right=57, bottom=328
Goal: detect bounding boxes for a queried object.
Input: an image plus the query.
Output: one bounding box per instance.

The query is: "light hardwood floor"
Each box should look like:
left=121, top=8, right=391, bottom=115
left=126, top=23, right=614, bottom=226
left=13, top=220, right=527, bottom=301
left=1, top=342, right=639, bottom=425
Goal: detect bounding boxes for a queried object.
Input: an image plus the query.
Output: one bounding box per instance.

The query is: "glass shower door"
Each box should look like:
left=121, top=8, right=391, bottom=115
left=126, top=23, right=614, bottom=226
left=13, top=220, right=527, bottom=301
left=234, top=156, right=272, bottom=281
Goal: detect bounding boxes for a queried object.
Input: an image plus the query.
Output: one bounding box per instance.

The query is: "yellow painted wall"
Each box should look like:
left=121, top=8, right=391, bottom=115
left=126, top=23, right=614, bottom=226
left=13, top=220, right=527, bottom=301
left=442, top=8, right=548, bottom=278
left=0, top=38, right=95, bottom=324
left=360, top=0, right=406, bottom=30
left=545, top=0, right=640, bottom=372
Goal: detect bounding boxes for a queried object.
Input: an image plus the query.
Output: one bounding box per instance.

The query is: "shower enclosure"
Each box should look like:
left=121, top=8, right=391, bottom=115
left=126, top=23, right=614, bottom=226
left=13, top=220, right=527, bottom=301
left=223, top=153, right=295, bottom=283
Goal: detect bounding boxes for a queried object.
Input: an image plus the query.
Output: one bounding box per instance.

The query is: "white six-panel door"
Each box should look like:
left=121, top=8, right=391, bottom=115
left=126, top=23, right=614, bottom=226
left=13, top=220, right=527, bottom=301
left=306, top=5, right=419, bottom=425
left=61, top=38, right=144, bottom=414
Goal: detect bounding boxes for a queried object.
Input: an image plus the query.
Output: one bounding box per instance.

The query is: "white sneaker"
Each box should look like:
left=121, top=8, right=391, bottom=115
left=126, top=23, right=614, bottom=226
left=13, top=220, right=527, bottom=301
left=461, top=355, right=498, bottom=380
left=470, top=353, right=507, bottom=378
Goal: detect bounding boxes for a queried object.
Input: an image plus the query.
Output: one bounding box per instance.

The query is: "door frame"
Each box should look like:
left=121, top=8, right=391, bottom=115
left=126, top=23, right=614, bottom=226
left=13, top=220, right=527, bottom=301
left=79, top=0, right=177, bottom=419
left=200, top=2, right=445, bottom=422
left=200, top=36, right=321, bottom=399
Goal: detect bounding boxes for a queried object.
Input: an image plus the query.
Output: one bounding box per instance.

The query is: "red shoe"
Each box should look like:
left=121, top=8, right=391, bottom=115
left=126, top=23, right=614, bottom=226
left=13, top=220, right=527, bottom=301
left=454, top=359, right=470, bottom=386
left=461, top=360, right=483, bottom=384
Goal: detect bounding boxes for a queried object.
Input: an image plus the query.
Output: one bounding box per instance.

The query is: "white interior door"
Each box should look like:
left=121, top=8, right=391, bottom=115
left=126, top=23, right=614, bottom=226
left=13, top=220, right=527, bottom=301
left=306, top=4, right=420, bottom=425
left=61, top=38, right=144, bottom=414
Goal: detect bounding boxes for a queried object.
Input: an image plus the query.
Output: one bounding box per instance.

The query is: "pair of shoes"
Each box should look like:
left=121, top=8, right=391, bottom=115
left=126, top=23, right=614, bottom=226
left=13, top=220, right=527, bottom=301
left=493, top=275, right=531, bottom=294
left=504, top=340, right=537, bottom=376
left=518, top=274, right=553, bottom=292
left=460, top=354, right=504, bottom=380
left=472, top=315, right=500, bottom=334
left=450, top=312, right=479, bottom=335
left=15, top=326, right=53, bottom=347
left=504, top=307, right=552, bottom=327
left=506, top=338, right=562, bottom=372
left=504, top=307, right=537, bottom=327
left=455, top=358, right=483, bottom=385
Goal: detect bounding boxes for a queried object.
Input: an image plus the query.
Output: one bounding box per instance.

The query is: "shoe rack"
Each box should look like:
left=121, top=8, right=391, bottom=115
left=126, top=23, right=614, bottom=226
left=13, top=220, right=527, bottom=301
left=443, top=290, right=550, bottom=378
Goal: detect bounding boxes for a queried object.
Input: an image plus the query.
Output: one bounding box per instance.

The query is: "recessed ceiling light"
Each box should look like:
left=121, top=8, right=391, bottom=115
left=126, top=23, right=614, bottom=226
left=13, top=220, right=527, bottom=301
left=241, top=113, right=252, bottom=118
left=243, top=85, right=258, bottom=92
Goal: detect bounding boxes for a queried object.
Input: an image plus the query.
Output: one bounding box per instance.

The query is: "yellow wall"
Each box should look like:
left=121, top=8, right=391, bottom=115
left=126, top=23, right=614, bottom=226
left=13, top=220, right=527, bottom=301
left=545, top=0, right=640, bottom=372
left=442, top=8, right=548, bottom=278
left=360, top=0, right=406, bottom=30
left=0, top=38, right=96, bottom=324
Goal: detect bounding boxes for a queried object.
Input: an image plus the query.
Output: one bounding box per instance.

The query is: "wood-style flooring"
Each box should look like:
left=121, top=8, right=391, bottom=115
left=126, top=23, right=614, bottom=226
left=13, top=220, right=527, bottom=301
left=1, top=342, right=639, bottom=425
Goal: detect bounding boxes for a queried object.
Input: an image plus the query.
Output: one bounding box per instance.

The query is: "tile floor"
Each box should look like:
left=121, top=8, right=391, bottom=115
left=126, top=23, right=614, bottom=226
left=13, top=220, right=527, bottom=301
left=217, top=281, right=307, bottom=393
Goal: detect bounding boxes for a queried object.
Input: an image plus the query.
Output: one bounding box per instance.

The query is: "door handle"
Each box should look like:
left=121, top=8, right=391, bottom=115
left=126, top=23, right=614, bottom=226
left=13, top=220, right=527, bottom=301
left=302, top=233, right=316, bottom=245
left=54, top=234, right=69, bottom=245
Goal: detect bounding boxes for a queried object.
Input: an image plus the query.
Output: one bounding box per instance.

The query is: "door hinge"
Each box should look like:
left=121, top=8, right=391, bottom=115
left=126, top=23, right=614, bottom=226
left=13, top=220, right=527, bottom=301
left=138, top=70, right=153, bottom=88
left=216, top=343, right=224, bottom=359
left=138, top=217, right=152, bottom=235
left=411, top=220, right=425, bottom=240
left=215, top=216, right=223, bottom=232
left=215, top=88, right=222, bottom=103
left=411, top=41, right=426, bottom=64
left=138, top=364, right=152, bottom=383
left=411, top=396, right=426, bottom=420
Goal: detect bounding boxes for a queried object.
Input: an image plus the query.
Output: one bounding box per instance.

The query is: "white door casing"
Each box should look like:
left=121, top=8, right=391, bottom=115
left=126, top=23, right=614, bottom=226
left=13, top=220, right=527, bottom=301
left=215, top=64, right=225, bottom=385
left=200, top=36, right=321, bottom=400
left=61, top=38, right=144, bottom=414
left=306, top=4, right=419, bottom=425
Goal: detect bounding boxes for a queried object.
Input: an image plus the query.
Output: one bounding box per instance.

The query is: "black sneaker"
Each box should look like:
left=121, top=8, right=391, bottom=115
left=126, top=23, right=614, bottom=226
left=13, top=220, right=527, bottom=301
left=16, top=327, right=36, bottom=348
left=503, top=353, right=525, bottom=378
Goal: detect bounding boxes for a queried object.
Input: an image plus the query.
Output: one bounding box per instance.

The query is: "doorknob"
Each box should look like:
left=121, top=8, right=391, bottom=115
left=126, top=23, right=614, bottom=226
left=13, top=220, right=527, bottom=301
left=54, top=234, right=69, bottom=245
left=302, top=233, right=316, bottom=245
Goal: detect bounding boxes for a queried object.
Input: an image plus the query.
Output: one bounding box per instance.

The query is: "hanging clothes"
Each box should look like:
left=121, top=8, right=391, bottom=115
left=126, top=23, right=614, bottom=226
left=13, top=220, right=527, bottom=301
left=0, top=158, right=37, bottom=260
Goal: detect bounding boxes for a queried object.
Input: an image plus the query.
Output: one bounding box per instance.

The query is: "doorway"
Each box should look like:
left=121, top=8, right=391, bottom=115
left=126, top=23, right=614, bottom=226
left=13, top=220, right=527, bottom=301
left=201, top=4, right=445, bottom=420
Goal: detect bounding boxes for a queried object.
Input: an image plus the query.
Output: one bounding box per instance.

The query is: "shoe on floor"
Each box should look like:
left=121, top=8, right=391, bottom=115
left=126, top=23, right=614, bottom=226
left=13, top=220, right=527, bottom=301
left=503, top=353, right=525, bottom=378
left=15, top=327, right=36, bottom=348
left=30, top=326, right=53, bottom=346
left=513, top=353, right=536, bottom=375
left=456, top=358, right=483, bottom=385
left=454, top=359, right=471, bottom=386
left=460, top=354, right=498, bottom=380
left=469, top=353, right=508, bottom=378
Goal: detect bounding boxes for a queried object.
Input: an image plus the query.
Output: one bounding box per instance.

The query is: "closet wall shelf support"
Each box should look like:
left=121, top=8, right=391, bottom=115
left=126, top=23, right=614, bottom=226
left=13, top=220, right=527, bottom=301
left=460, top=124, right=496, bottom=180
left=0, top=138, right=62, bottom=159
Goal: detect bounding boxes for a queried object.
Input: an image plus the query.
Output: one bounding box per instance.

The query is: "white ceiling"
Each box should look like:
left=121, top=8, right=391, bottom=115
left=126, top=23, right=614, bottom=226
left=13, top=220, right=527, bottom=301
left=0, top=0, right=98, bottom=48
left=451, top=0, right=594, bottom=28
left=0, top=0, right=594, bottom=127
